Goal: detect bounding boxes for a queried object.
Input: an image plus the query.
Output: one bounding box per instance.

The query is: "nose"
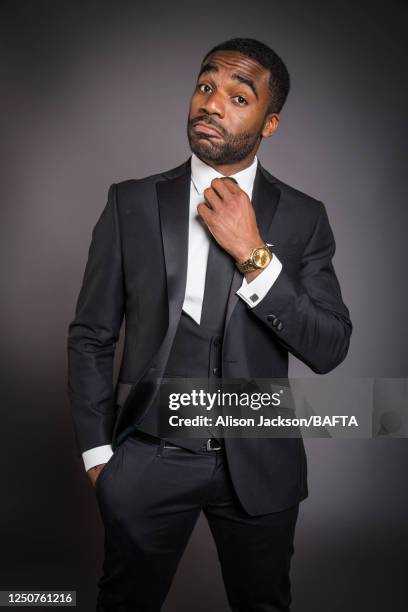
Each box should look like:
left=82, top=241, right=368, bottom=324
left=200, top=90, right=225, bottom=118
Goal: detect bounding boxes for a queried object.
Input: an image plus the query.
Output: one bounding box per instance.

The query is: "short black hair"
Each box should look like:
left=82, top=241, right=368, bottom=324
left=202, top=37, right=290, bottom=114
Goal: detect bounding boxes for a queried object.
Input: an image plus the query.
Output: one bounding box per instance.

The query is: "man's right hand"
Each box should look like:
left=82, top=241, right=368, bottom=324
left=87, top=463, right=107, bottom=487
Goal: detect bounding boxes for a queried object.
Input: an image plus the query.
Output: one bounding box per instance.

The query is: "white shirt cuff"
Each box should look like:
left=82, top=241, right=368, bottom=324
left=236, top=254, right=282, bottom=307
left=82, top=444, right=114, bottom=471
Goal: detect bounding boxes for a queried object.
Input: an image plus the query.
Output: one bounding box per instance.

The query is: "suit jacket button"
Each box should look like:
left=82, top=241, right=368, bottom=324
left=272, top=318, right=280, bottom=327
left=276, top=321, right=284, bottom=331
left=267, top=314, right=276, bottom=322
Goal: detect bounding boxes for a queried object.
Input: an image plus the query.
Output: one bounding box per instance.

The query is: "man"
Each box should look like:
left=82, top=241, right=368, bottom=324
left=67, top=38, right=352, bottom=612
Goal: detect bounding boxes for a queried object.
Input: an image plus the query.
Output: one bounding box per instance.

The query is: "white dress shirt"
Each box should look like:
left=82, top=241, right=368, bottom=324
left=82, top=154, right=282, bottom=471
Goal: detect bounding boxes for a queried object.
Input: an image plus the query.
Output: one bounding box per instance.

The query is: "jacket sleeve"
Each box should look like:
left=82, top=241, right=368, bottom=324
left=67, top=184, right=125, bottom=454
left=250, top=201, right=352, bottom=374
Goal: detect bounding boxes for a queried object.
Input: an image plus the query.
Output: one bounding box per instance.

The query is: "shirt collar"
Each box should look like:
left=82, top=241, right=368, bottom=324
left=190, top=152, right=258, bottom=196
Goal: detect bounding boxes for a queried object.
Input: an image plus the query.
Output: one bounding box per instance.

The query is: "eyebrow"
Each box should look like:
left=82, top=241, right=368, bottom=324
left=197, top=63, right=259, bottom=99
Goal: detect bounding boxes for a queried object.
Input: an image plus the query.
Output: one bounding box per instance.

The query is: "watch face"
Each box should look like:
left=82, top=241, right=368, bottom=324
left=253, top=247, right=271, bottom=268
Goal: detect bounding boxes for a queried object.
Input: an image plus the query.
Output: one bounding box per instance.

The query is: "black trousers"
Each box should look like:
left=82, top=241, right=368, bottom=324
left=95, top=432, right=299, bottom=612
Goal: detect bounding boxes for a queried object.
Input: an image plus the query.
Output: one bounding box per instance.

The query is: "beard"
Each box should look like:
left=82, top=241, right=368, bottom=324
left=187, top=115, right=262, bottom=165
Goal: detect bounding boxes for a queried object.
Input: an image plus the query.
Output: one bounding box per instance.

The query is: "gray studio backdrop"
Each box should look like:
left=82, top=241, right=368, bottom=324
left=1, top=1, right=407, bottom=611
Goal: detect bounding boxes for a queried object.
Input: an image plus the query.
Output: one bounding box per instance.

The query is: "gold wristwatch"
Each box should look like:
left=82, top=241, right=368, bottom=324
left=236, top=243, right=272, bottom=273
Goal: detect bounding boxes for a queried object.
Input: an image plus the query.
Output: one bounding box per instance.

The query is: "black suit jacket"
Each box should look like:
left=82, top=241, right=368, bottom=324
left=67, top=156, right=352, bottom=515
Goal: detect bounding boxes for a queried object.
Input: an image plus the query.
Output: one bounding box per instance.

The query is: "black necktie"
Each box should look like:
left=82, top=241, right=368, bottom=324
left=200, top=177, right=238, bottom=332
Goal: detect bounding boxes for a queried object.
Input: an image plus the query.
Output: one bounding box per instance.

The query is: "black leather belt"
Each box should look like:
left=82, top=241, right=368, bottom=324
left=164, top=438, right=223, bottom=452
left=130, top=430, right=223, bottom=452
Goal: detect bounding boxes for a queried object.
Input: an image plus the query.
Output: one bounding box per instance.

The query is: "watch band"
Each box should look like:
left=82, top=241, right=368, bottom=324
left=236, top=258, right=259, bottom=273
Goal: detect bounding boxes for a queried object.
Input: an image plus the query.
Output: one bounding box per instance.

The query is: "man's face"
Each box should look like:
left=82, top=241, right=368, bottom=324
left=187, top=50, right=278, bottom=166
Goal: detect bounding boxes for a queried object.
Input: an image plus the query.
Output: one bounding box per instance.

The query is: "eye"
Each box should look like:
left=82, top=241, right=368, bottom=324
left=233, top=95, right=248, bottom=106
left=198, top=83, right=212, bottom=93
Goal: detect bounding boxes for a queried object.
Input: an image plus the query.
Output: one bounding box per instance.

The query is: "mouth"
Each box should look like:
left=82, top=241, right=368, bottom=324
left=192, top=122, right=223, bottom=138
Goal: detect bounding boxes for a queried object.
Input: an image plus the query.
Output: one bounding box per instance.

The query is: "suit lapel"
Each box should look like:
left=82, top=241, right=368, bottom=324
left=156, top=158, right=191, bottom=331
left=224, top=161, right=282, bottom=330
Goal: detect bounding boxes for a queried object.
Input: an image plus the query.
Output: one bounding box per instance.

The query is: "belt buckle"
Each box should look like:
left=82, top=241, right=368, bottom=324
left=206, top=438, right=222, bottom=451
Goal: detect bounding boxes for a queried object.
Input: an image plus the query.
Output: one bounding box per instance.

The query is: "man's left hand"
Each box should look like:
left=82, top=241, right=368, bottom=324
left=197, top=177, right=263, bottom=264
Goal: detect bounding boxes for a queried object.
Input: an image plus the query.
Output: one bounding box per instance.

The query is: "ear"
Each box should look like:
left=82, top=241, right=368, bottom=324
left=261, top=113, right=280, bottom=138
